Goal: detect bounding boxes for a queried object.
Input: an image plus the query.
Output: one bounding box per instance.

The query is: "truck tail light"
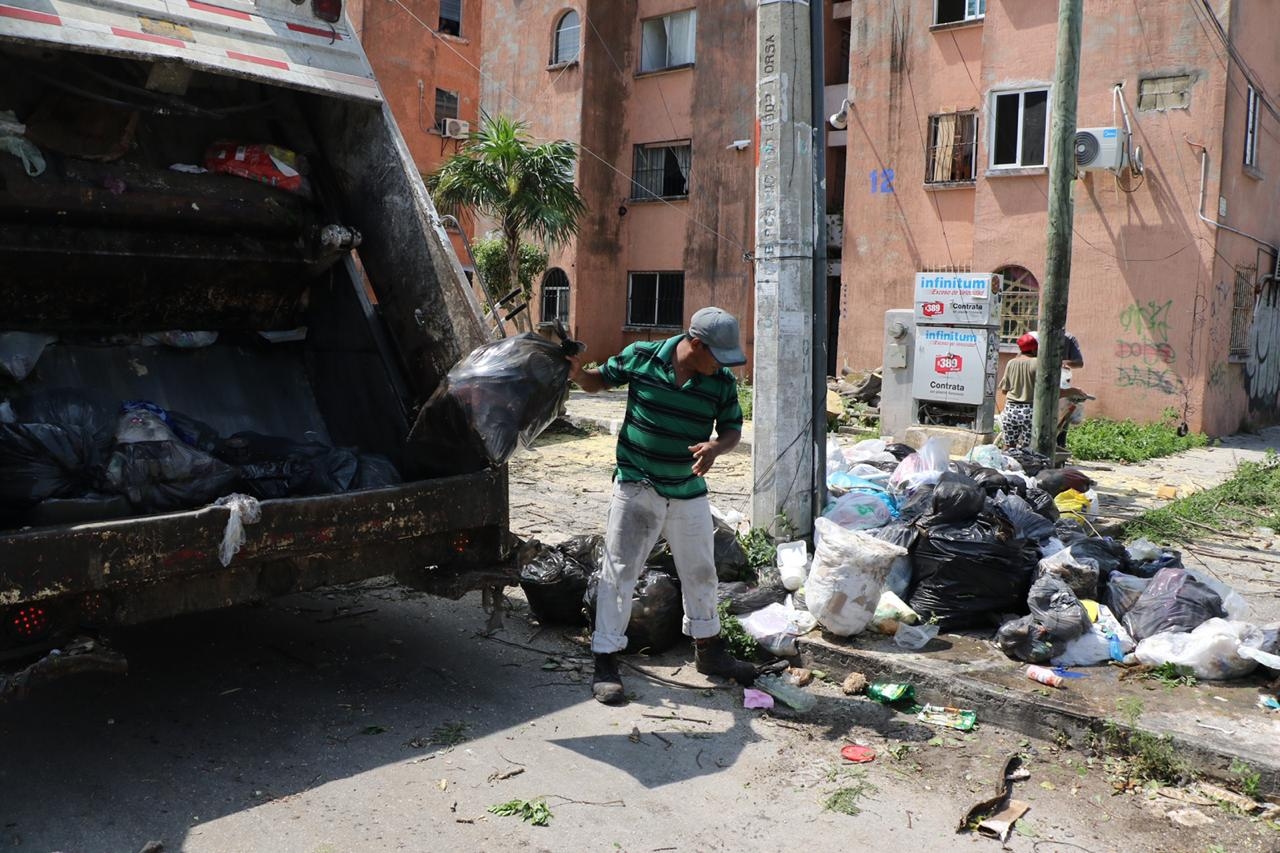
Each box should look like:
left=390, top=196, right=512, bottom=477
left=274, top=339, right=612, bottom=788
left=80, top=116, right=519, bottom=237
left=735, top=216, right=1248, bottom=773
left=312, top=0, right=341, bottom=23
left=9, top=605, right=51, bottom=640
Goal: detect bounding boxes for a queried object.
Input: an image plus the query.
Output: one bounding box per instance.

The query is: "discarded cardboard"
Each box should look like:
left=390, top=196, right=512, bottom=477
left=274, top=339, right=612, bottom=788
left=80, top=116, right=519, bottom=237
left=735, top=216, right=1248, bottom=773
left=977, top=799, right=1030, bottom=842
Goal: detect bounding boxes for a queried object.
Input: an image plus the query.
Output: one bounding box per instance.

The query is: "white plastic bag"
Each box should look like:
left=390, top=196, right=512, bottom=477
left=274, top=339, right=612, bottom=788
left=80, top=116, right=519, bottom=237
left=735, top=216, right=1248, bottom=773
left=215, top=493, right=262, bottom=567
left=806, top=517, right=909, bottom=636
left=822, top=490, right=895, bottom=530
left=739, top=601, right=818, bottom=657
left=776, top=540, right=809, bottom=591
left=826, top=436, right=849, bottom=476
left=1125, top=537, right=1163, bottom=563
left=871, top=589, right=919, bottom=634
left=1135, top=618, right=1265, bottom=680
left=889, top=436, right=951, bottom=491
left=967, top=444, right=1006, bottom=470
left=894, top=622, right=939, bottom=650
left=1051, top=604, right=1135, bottom=667
left=844, top=438, right=892, bottom=465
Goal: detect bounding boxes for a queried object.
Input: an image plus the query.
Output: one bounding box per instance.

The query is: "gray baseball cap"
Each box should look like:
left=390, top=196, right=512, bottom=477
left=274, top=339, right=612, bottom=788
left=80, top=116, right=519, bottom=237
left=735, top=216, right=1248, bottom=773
left=689, top=307, right=747, bottom=367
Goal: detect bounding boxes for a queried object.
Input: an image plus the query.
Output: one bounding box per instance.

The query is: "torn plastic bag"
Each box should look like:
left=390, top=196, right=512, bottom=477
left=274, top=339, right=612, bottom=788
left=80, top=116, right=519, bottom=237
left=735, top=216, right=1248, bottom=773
left=925, top=471, right=986, bottom=525
left=520, top=543, right=593, bottom=624
left=1051, top=604, right=1135, bottom=667
left=1027, top=575, right=1092, bottom=641
left=996, top=615, right=1059, bottom=663
left=908, top=513, right=1038, bottom=631
left=716, top=581, right=789, bottom=615
left=993, top=492, right=1056, bottom=543
left=1122, top=567, right=1226, bottom=641
left=214, top=493, right=261, bottom=567
left=739, top=602, right=817, bottom=657
left=1106, top=572, right=1151, bottom=620
left=408, top=326, right=583, bottom=475
left=0, top=332, right=57, bottom=382
left=1135, top=619, right=1266, bottom=680
left=584, top=569, right=683, bottom=655
left=1036, top=548, right=1101, bottom=601
left=806, top=517, right=908, bottom=636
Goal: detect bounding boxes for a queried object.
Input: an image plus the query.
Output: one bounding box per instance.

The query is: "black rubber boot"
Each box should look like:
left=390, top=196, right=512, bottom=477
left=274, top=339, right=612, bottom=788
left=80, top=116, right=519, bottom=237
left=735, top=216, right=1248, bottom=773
left=591, top=653, right=625, bottom=705
left=694, top=636, right=757, bottom=686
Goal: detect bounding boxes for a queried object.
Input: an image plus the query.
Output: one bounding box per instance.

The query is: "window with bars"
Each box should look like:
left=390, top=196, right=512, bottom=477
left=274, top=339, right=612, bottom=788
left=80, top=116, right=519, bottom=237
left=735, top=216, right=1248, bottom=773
left=934, top=0, right=985, bottom=25
left=541, top=268, right=570, bottom=325
left=1244, top=85, right=1260, bottom=169
left=552, top=10, right=580, bottom=65
left=996, top=266, right=1040, bottom=346
left=925, top=112, right=978, bottom=184
left=628, top=272, right=684, bottom=327
left=640, top=9, right=696, bottom=72
left=1230, top=266, right=1256, bottom=359
left=439, top=0, right=461, bottom=35
left=991, top=88, right=1049, bottom=169
left=632, top=142, right=691, bottom=199
left=434, top=88, right=459, bottom=132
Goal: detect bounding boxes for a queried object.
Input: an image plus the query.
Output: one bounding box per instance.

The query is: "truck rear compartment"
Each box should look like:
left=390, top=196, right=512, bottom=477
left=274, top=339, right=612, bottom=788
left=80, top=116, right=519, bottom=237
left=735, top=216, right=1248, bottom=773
left=0, top=46, right=509, bottom=652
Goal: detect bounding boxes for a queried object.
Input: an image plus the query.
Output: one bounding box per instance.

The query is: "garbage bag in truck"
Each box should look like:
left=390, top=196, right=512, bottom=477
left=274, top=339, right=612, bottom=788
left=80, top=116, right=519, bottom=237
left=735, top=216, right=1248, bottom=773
left=104, top=406, right=238, bottom=512
left=409, top=325, right=584, bottom=475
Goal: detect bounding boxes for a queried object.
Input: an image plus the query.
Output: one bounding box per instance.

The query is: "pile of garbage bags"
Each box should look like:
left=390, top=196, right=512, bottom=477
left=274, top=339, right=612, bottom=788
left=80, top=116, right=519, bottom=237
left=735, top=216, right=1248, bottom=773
left=1, top=389, right=400, bottom=527
left=814, top=436, right=1279, bottom=682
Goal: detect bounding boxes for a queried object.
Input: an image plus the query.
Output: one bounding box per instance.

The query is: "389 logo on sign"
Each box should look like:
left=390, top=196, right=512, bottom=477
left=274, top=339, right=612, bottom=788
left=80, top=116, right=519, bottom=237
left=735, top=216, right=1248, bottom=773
left=921, top=301, right=945, bottom=317
left=934, top=354, right=963, bottom=374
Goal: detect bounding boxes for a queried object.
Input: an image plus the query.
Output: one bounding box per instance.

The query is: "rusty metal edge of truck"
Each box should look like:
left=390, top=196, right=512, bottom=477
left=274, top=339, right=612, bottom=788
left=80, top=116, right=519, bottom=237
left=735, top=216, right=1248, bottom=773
left=0, top=0, right=515, bottom=695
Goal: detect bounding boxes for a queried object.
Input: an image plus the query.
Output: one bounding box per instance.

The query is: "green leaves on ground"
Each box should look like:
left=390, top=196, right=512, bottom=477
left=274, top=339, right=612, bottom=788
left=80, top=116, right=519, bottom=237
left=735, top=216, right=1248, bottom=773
left=1147, top=661, right=1197, bottom=688
left=717, top=601, right=759, bottom=660
left=1123, top=452, right=1280, bottom=542
left=823, top=775, right=878, bottom=816
left=1067, top=408, right=1208, bottom=463
left=487, top=797, right=552, bottom=826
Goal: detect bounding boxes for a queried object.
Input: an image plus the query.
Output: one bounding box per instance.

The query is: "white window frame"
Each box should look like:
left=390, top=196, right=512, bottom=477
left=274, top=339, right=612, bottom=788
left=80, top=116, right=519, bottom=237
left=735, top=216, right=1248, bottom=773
left=552, top=10, right=580, bottom=65
left=639, top=9, right=696, bottom=73
left=989, top=87, right=1050, bottom=170
left=933, top=0, right=986, bottom=26
left=1244, top=84, right=1260, bottom=169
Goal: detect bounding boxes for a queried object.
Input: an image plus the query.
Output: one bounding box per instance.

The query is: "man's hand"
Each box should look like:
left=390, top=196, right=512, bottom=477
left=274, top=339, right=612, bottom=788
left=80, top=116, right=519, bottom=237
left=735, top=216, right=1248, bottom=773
left=689, top=441, right=721, bottom=476
left=568, top=355, right=608, bottom=393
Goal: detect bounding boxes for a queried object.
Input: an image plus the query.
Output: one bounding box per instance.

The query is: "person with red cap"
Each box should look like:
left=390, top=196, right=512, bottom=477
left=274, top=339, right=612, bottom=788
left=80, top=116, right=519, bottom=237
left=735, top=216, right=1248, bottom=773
left=999, top=332, right=1040, bottom=449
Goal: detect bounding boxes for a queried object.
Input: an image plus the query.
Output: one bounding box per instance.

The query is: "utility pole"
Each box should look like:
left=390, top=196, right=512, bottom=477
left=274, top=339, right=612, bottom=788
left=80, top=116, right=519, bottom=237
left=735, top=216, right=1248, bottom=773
left=1031, top=0, right=1084, bottom=459
left=752, top=0, right=817, bottom=536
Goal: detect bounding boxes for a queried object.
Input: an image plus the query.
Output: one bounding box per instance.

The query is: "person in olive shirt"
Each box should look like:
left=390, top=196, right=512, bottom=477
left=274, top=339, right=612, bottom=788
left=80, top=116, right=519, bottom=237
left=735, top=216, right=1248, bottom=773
left=999, top=332, right=1039, bottom=450
left=568, top=307, right=757, bottom=705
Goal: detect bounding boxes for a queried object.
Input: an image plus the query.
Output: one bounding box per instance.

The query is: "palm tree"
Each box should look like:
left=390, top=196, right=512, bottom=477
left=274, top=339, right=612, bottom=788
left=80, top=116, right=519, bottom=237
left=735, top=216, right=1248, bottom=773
left=427, top=115, right=586, bottom=332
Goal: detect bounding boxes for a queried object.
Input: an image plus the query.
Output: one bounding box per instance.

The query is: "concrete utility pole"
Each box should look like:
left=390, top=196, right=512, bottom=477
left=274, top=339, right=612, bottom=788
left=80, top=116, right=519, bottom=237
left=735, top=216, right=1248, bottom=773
left=1032, top=0, right=1084, bottom=458
left=752, top=0, right=817, bottom=536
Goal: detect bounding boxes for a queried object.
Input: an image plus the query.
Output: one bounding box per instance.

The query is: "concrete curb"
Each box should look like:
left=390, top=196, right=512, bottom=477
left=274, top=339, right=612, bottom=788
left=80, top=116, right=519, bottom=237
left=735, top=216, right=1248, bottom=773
left=561, top=412, right=757, bottom=452
left=799, top=634, right=1280, bottom=796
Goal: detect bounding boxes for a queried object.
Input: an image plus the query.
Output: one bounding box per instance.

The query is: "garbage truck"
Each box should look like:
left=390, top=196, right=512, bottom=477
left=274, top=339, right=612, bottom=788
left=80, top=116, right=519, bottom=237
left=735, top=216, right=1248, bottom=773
left=0, top=0, right=512, bottom=686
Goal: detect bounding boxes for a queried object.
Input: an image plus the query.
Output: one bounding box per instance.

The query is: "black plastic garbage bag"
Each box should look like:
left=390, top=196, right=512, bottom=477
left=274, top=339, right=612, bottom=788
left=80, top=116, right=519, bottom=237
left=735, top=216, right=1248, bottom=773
left=559, top=534, right=606, bottom=573
left=286, top=446, right=360, bottom=495
left=885, top=442, right=916, bottom=461
left=353, top=454, right=402, bottom=490
left=1035, top=468, right=1095, bottom=498
left=926, top=472, right=986, bottom=525
left=104, top=406, right=238, bottom=511
left=585, top=569, right=683, bottom=654
left=871, top=521, right=918, bottom=598
left=908, top=512, right=1038, bottom=630
left=1106, top=572, right=1151, bottom=619
left=1122, top=567, right=1226, bottom=640
left=0, top=423, right=101, bottom=510
left=1025, top=487, right=1061, bottom=521
left=1005, top=447, right=1052, bottom=476
left=993, top=492, right=1056, bottom=543
left=520, top=543, right=593, bottom=624
left=1063, top=537, right=1129, bottom=580
left=408, top=325, right=584, bottom=475
left=996, top=615, right=1059, bottom=663
left=168, top=411, right=223, bottom=454
left=11, top=389, right=114, bottom=462
left=1131, top=549, right=1182, bottom=578
left=1035, top=548, right=1101, bottom=602
left=897, top=483, right=936, bottom=524
left=712, top=517, right=749, bottom=581
left=1028, top=575, right=1092, bottom=640
left=716, top=580, right=788, bottom=615
left=972, top=466, right=1027, bottom=498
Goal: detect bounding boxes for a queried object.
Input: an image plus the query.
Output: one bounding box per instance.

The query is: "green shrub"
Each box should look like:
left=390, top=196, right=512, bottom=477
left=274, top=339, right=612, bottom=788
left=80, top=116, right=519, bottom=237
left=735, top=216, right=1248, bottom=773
left=1067, top=408, right=1207, bottom=463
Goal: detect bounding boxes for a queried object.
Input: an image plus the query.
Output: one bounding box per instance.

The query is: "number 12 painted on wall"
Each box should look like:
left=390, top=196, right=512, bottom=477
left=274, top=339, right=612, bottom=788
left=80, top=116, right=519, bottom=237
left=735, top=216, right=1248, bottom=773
left=869, top=168, right=895, bottom=194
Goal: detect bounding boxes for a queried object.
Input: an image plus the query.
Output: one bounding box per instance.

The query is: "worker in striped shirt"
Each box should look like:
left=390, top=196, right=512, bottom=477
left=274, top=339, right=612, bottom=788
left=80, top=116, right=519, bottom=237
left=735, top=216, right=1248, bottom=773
left=569, top=307, right=757, bottom=705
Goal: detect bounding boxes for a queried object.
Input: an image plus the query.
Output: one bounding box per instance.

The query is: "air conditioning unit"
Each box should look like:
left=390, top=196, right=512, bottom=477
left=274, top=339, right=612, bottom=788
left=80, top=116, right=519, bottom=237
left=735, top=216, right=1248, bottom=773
left=1074, top=126, right=1127, bottom=171
left=442, top=118, right=470, bottom=139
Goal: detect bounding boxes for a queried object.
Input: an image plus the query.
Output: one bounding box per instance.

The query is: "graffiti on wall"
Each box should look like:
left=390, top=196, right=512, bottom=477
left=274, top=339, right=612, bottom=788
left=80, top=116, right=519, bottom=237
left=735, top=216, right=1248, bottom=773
left=1245, top=279, right=1280, bottom=412
left=1114, top=300, right=1186, bottom=397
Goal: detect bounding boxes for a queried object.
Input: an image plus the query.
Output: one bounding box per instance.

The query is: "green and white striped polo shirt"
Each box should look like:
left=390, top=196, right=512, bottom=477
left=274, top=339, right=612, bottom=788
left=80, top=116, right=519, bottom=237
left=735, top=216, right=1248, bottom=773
left=598, top=334, right=744, bottom=500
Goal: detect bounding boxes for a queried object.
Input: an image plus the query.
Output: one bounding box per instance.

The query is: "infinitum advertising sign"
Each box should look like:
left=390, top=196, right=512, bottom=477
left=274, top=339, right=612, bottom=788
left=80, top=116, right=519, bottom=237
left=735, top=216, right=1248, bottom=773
left=913, top=272, right=999, bottom=325
left=912, top=327, right=997, bottom=405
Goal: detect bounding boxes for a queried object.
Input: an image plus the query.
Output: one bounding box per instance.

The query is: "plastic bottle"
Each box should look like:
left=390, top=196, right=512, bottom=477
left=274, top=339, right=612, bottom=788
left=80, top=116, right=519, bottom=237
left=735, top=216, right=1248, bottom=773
left=755, top=673, right=817, bottom=712
left=1026, top=665, right=1064, bottom=688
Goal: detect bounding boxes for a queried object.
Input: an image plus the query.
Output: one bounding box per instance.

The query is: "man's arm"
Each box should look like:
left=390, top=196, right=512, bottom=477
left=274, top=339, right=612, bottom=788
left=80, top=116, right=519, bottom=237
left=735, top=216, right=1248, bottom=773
left=567, top=355, right=610, bottom=394
left=1063, top=335, right=1085, bottom=369
left=689, top=429, right=740, bottom=477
